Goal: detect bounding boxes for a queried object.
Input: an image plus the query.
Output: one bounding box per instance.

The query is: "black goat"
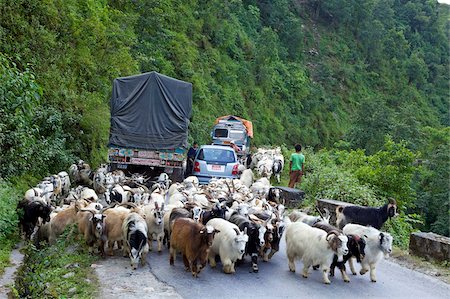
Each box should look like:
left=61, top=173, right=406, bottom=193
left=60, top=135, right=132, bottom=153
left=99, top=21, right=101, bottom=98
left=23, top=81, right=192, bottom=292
left=199, top=203, right=226, bottom=225
left=336, top=198, right=398, bottom=230
left=17, top=199, right=52, bottom=239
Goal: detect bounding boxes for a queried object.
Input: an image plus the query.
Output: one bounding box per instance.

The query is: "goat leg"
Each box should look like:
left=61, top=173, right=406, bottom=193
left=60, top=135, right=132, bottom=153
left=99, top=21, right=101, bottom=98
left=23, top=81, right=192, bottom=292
left=208, top=252, right=217, bottom=268
left=169, top=247, right=175, bottom=265
left=268, top=248, right=278, bottom=260
left=349, top=257, right=357, bottom=275
left=147, top=238, right=153, bottom=251
left=183, top=255, right=190, bottom=271
left=288, top=255, right=296, bottom=272
left=360, top=262, right=369, bottom=276
left=322, top=266, right=331, bottom=284
left=329, top=265, right=335, bottom=276
left=340, top=265, right=350, bottom=283
left=302, top=264, right=309, bottom=278
left=251, top=253, right=259, bottom=272
left=369, top=263, right=377, bottom=282
left=157, top=235, right=163, bottom=252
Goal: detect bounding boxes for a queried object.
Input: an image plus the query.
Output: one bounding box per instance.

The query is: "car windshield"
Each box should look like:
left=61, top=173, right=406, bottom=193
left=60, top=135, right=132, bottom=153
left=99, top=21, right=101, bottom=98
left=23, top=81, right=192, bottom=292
left=196, top=148, right=236, bottom=163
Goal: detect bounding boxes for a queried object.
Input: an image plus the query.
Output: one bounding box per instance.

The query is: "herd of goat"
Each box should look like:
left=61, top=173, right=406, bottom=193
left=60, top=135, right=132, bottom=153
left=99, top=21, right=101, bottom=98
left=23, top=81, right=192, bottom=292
left=17, top=148, right=398, bottom=284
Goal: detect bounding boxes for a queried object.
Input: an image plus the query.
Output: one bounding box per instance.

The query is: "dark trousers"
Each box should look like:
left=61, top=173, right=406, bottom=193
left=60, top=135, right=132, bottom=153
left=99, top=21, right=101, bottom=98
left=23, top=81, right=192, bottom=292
left=288, top=170, right=303, bottom=188
left=186, top=159, right=194, bottom=177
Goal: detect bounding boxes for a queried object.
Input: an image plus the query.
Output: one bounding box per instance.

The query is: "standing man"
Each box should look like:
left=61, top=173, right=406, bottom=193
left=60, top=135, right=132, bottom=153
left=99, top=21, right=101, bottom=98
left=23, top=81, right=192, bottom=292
left=229, top=141, right=240, bottom=154
left=288, top=144, right=305, bottom=188
left=186, top=141, right=198, bottom=177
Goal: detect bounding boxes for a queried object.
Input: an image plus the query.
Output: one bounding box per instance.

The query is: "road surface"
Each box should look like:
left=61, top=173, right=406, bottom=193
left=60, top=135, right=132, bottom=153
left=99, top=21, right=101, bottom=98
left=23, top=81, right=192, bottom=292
left=96, top=237, right=449, bottom=299
left=145, top=236, right=449, bottom=299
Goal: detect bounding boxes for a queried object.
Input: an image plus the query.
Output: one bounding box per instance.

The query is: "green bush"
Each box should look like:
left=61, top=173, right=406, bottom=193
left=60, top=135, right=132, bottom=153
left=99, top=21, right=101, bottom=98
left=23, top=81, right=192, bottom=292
left=383, top=213, right=423, bottom=249
left=302, top=148, right=380, bottom=206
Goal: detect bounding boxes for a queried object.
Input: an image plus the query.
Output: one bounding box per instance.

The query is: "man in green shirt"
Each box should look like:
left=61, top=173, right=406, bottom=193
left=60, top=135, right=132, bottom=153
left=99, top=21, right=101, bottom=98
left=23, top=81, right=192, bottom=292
left=288, top=144, right=305, bottom=188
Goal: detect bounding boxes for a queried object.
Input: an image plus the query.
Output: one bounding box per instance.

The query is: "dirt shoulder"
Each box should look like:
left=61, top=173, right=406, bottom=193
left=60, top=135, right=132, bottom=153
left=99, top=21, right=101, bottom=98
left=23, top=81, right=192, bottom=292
left=390, top=248, right=450, bottom=284
left=0, top=246, right=24, bottom=299
left=93, top=255, right=181, bottom=299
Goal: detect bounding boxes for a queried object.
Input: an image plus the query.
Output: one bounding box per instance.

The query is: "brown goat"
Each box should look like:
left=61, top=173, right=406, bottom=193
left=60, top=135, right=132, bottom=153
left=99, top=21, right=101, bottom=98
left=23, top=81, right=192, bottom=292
left=169, top=218, right=218, bottom=277
left=77, top=209, right=106, bottom=255
left=103, top=206, right=131, bottom=255
left=47, top=200, right=90, bottom=244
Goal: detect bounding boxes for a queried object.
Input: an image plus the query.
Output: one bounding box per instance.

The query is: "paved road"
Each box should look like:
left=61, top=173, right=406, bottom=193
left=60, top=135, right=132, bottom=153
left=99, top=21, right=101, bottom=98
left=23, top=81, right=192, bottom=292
left=144, top=236, right=449, bottom=299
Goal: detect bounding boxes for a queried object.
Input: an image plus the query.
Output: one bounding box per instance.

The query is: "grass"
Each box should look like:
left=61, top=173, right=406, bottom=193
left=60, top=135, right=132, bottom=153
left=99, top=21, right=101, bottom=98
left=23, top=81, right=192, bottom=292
left=12, top=227, right=99, bottom=299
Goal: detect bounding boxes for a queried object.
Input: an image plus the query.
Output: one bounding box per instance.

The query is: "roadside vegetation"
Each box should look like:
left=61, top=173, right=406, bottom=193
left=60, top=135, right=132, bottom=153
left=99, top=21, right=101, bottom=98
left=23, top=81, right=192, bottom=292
left=279, top=139, right=423, bottom=249
left=0, top=181, right=21, bottom=274
left=12, top=227, right=99, bottom=299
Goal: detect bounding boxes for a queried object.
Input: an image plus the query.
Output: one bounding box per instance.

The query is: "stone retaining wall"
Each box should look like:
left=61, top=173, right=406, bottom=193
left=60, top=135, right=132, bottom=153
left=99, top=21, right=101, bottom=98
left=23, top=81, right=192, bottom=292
left=409, top=232, right=450, bottom=262
left=316, top=198, right=354, bottom=226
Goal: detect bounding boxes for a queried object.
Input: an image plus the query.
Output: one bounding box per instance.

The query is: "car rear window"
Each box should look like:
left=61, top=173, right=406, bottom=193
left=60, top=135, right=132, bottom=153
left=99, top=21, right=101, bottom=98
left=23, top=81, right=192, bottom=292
left=196, top=148, right=236, bottom=163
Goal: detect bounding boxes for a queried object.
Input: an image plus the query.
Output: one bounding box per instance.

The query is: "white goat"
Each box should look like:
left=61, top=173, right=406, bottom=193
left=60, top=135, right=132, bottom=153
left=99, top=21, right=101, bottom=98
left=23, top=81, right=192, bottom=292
left=285, top=221, right=348, bottom=284
left=143, top=202, right=165, bottom=252
left=57, top=171, right=71, bottom=196
left=240, top=169, right=254, bottom=188
left=38, top=180, right=54, bottom=205
left=207, top=218, right=249, bottom=274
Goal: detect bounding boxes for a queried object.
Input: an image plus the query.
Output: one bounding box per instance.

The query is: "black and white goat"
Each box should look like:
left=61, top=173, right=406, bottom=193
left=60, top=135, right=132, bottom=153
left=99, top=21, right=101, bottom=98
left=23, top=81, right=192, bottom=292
left=229, top=213, right=266, bottom=272
left=343, top=224, right=393, bottom=282
left=122, top=212, right=149, bottom=270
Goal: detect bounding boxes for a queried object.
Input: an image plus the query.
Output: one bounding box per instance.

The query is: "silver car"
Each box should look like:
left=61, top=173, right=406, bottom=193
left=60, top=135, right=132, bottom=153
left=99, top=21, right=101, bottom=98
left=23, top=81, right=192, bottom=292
left=192, top=145, right=239, bottom=184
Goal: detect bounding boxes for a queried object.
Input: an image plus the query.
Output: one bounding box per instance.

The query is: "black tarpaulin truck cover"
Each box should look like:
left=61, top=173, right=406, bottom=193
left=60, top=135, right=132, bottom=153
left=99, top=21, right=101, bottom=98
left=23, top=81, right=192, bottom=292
left=108, top=72, right=192, bottom=150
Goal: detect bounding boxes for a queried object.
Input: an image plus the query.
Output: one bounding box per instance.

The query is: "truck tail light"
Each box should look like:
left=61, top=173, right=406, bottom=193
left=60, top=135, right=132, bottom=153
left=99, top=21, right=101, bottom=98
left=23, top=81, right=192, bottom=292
left=193, top=161, right=200, bottom=172
left=232, top=164, right=239, bottom=175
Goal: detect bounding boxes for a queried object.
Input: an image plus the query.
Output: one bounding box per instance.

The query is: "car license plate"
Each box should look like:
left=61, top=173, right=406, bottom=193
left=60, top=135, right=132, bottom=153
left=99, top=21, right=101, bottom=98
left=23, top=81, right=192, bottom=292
left=209, top=164, right=224, bottom=172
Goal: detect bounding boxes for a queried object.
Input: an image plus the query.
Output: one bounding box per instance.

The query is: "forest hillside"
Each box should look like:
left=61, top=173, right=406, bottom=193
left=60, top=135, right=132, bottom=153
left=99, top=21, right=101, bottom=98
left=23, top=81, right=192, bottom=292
left=0, top=0, right=448, bottom=240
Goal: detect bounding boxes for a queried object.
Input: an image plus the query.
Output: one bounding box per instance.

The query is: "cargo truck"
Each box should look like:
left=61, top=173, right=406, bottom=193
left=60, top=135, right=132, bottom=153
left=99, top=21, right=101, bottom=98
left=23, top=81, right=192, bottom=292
left=107, top=71, right=192, bottom=182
